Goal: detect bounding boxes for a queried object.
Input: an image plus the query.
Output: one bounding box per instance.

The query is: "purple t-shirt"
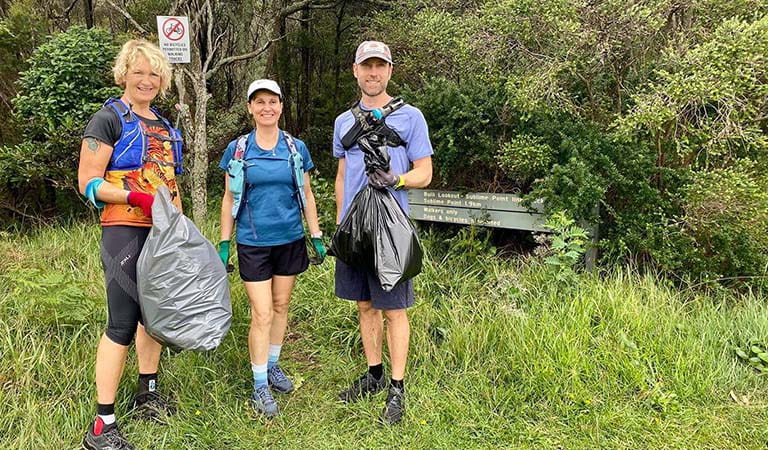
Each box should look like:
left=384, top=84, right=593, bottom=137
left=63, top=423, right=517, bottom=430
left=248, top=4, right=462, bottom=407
left=333, top=101, right=434, bottom=220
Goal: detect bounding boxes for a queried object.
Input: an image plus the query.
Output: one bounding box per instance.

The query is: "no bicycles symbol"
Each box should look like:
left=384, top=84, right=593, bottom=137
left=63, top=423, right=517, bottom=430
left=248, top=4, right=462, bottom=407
left=156, top=16, right=190, bottom=63
left=162, top=17, right=185, bottom=41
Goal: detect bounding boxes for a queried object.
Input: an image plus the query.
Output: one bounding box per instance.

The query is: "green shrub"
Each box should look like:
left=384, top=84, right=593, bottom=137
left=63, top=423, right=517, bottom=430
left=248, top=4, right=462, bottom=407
left=734, top=340, right=768, bottom=375
left=0, top=26, right=120, bottom=220
left=679, top=162, right=768, bottom=283
left=403, top=78, right=505, bottom=189
left=496, top=134, right=554, bottom=183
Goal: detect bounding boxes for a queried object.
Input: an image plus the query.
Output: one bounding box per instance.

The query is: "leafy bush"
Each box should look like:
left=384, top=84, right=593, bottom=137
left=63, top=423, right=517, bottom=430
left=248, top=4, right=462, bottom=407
left=679, top=162, right=768, bottom=283
left=734, top=340, right=768, bottom=374
left=445, top=225, right=496, bottom=262
left=13, top=26, right=120, bottom=145
left=618, top=17, right=768, bottom=164
left=0, top=26, right=120, bottom=220
left=374, top=2, right=768, bottom=287
left=496, top=134, right=554, bottom=184
left=402, top=78, right=506, bottom=189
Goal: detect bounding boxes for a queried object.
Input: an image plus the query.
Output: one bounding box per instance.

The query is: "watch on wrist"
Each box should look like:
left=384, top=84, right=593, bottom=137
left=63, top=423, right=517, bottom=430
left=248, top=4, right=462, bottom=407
left=394, top=175, right=406, bottom=191
left=311, top=231, right=323, bottom=239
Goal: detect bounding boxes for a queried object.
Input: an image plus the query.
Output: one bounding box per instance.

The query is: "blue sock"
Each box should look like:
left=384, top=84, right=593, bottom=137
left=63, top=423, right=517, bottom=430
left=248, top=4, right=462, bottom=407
left=252, top=362, right=268, bottom=390
left=268, top=345, right=282, bottom=369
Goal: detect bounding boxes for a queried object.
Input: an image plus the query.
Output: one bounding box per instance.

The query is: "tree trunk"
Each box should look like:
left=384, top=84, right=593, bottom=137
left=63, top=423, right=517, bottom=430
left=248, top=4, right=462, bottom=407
left=277, top=16, right=294, bottom=132
left=298, top=5, right=311, bottom=132
left=84, top=0, right=94, bottom=28
left=190, top=76, right=209, bottom=226
left=332, top=1, right=347, bottom=113
left=174, top=69, right=209, bottom=226
left=174, top=70, right=191, bottom=197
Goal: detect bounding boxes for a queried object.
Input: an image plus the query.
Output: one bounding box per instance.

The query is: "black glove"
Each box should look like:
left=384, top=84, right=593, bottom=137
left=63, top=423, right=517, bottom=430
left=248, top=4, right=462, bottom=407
left=368, top=168, right=399, bottom=189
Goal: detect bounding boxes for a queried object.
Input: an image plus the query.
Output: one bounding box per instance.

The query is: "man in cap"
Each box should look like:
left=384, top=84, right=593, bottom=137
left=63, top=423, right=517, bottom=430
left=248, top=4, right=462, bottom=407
left=332, top=40, right=433, bottom=425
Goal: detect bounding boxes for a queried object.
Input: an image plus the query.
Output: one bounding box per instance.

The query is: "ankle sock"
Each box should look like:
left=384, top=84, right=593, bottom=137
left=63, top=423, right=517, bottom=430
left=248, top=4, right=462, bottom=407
left=390, top=378, right=404, bottom=390
left=252, top=362, right=268, bottom=389
left=94, top=403, right=115, bottom=434
left=268, top=345, right=282, bottom=369
left=138, top=372, right=158, bottom=395
left=368, top=363, right=383, bottom=380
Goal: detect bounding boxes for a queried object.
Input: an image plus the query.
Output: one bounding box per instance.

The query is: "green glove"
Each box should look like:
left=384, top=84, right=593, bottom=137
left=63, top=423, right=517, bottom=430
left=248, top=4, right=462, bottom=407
left=218, top=240, right=230, bottom=266
left=311, top=237, right=327, bottom=261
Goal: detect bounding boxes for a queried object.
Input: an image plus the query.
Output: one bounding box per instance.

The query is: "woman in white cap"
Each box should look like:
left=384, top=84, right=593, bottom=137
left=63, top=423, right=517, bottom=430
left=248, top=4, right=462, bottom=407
left=217, top=79, right=325, bottom=417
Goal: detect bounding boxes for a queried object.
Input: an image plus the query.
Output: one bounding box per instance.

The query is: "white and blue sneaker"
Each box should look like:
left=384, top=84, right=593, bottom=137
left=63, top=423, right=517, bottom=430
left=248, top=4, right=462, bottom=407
left=268, top=365, right=295, bottom=394
left=250, top=385, right=279, bottom=418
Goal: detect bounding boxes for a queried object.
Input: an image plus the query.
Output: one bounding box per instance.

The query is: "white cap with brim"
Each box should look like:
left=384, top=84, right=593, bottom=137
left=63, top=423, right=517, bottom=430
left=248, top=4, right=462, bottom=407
left=355, top=41, right=393, bottom=64
left=247, top=79, right=282, bottom=101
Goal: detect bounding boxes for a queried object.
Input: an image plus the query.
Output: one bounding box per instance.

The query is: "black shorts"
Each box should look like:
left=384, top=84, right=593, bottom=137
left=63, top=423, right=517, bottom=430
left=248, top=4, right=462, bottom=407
left=100, top=225, right=150, bottom=346
left=334, top=259, right=415, bottom=310
left=237, top=238, right=309, bottom=282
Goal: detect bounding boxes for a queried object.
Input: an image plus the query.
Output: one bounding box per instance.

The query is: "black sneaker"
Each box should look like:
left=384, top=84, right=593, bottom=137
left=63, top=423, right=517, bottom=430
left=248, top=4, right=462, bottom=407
left=131, top=390, right=175, bottom=422
left=381, top=385, right=405, bottom=425
left=83, top=419, right=134, bottom=450
left=338, top=372, right=386, bottom=403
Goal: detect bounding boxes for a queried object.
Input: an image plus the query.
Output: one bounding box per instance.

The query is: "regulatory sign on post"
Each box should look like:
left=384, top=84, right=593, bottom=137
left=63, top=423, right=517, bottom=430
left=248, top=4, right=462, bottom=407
left=156, top=16, right=190, bottom=64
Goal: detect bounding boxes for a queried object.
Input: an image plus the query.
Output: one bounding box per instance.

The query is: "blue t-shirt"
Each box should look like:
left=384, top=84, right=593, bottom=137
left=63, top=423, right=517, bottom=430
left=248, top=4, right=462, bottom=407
left=219, top=130, right=314, bottom=246
left=333, top=102, right=434, bottom=220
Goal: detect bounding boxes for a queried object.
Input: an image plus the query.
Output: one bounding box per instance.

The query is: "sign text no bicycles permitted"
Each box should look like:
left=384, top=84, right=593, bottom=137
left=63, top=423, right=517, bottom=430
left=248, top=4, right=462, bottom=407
left=156, top=16, right=190, bottom=64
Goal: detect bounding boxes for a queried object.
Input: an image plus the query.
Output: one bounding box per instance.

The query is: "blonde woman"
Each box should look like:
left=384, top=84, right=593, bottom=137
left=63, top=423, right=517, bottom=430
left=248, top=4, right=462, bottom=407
left=218, top=79, right=325, bottom=417
left=78, top=39, right=182, bottom=450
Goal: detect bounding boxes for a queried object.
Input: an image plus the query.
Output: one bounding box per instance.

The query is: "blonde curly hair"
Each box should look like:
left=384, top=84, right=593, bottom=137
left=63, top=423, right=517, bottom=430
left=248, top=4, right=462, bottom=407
left=112, top=39, right=172, bottom=94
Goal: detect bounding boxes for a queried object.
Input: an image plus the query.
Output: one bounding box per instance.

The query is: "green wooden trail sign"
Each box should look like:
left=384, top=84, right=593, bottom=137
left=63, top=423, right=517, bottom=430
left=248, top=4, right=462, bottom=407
left=407, top=189, right=546, bottom=231
left=407, top=188, right=598, bottom=269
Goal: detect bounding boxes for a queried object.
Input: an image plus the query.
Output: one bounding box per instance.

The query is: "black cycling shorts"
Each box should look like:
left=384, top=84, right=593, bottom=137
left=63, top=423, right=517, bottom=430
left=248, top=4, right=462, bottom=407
left=237, top=238, right=309, bottom=282
left=100, top=225, right=149, bottom=346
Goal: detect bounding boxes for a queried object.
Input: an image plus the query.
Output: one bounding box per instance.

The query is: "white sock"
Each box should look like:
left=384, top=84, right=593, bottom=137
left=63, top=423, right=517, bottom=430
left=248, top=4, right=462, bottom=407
left=252, top=362, right=268, bottom=388
left=98, top=414, right=115, bottom=425
left=268, top=344, right=282, bottom=368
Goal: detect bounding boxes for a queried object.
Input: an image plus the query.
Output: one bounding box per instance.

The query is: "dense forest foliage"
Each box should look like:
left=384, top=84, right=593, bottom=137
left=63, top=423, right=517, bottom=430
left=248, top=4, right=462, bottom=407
left=0, top=0, right=766, bottom=285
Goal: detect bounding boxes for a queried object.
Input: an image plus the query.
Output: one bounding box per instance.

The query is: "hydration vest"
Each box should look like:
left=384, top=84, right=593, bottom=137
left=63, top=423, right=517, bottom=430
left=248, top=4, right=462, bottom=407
left=104, top=98, right=183, bottom=174
left=227, top=131, right=305, bottom=221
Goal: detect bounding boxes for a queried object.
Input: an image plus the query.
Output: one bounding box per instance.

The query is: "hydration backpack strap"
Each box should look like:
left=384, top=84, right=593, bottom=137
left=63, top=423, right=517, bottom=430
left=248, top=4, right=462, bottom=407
left=234, top=134, right=248, bottom=159
left=283, top=132, right=307, bottom=211
left=340, top=98, right=407, bottom=150
left=105, top=98, right=145, bottom=172
left=227, top=134, right=250, bottom=219
left=151, top=107, right=184, bottom=174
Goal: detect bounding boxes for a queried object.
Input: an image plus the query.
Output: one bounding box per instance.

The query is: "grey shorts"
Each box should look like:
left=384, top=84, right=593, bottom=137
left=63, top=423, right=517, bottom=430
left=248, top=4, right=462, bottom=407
left=334, top=259, right=414, bottom=310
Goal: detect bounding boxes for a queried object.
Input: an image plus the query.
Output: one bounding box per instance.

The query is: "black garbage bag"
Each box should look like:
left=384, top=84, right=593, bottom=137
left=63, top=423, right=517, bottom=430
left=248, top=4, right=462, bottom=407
left=331, top=133, right=423, bottom=291
left=136, top=187, right=232, bottom=351
left=331, top=186, right=423, bottom=291
left=358, top=133, right=391, bottom=173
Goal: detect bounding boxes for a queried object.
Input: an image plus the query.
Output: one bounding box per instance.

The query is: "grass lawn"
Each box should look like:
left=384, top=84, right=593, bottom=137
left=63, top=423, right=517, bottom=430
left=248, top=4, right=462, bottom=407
left=1, top=223, right=767, bottom=449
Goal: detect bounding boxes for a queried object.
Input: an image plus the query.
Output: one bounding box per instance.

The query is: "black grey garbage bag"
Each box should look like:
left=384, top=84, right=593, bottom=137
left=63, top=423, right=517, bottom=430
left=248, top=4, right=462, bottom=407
left=330, top=133, right=423, bottom=291
left=136, top=187, right=231, bottom=351
left=331, top=186, right=423, bottom=292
